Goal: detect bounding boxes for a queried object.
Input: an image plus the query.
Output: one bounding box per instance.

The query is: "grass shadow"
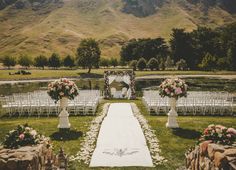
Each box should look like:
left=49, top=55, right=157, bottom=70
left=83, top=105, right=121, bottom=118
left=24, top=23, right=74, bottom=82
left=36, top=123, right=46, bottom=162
left=78, top=73, right=103, bottom=78
left=172, top=128, right=201, bottom=139
left=50, top=129, right=83, bottom=141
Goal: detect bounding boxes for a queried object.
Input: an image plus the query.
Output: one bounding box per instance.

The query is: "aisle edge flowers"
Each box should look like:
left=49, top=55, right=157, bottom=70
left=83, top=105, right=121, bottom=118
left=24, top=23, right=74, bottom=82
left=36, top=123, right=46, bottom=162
left=131, top=103, right=166, bottom=165
left=69, top=103, right=110, bottom=164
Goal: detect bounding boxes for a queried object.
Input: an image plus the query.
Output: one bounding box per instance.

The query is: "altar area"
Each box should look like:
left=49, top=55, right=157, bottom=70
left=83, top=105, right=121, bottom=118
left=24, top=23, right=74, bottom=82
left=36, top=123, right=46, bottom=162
left=104, top=70, right=136, bottom=99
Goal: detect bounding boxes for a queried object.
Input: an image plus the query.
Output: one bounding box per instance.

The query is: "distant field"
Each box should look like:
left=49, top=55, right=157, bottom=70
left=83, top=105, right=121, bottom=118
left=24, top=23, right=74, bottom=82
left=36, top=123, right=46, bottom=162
left=1, top=0, right=231, bottom=59
left=0, top=69, right=236, bottom=81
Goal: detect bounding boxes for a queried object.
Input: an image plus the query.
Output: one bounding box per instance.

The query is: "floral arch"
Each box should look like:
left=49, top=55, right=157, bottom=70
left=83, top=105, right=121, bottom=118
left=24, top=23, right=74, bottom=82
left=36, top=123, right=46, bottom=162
left=104, top=70, right=136, bottom=99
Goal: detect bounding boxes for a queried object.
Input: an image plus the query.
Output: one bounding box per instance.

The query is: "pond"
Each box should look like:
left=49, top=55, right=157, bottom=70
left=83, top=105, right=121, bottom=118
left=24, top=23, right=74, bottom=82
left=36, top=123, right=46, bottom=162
left=0, top=77, right=236, bottom=97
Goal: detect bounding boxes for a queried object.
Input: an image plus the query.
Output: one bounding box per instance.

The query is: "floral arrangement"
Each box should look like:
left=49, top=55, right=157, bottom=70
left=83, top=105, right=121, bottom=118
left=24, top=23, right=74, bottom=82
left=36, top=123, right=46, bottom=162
left=159, top=78, right=187, bottom=99
left=47, top=78, right=79, bottom=103
left=199, top=124, right=236, bottom=145
left=3, top=124, right=44, bottom=149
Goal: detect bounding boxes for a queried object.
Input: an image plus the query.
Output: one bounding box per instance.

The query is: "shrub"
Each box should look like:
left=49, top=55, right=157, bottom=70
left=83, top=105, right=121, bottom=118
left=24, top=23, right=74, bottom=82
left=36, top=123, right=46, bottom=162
left=34, top=55, right=48, bottom=69
left=137, top=58, right=147, bottom=71
left=199, top=53, right=217, bottom=71
left=147, top=58, right=158, bottom=71
left=176, top=59, right=187, bottom=70
left=48, top=53, right=61, bottom=69
left=18, top=55, right=32, bottom=69
left=129, top=60, right=138, bottom=71
left=99, top=58, right=109, bottom=68
left=2, top=56, right=16, bottom=69
left=109, top=58, right=118, bottom=67
left=63, top=55, right=75, bottom=68
left=165, top=56, right=174, bottom=69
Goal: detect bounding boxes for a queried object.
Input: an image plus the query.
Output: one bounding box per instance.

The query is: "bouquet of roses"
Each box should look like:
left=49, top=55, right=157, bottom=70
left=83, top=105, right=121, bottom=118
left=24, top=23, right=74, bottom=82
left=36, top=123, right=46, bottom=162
left=159, top=78, right=188, bottom=99
left=3, top=124, right=44, bottom=149
left=47, top=78, right=79, bottom=103
left=199, top=124, right=236, bottom=145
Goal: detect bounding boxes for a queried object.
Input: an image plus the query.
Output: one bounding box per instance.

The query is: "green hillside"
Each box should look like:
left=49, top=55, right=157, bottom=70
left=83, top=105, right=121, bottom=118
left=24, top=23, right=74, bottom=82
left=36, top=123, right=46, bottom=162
left=0, top=0, right=235, bottom=59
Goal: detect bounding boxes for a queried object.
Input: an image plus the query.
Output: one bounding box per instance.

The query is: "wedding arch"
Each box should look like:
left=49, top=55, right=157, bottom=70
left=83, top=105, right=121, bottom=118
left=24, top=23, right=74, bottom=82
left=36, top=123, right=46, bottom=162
left=104, top=70, right=136, bottom=99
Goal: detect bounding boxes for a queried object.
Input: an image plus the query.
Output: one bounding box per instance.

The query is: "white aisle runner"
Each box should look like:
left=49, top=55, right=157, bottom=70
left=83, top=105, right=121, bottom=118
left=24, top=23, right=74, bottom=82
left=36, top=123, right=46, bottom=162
left=90, top=103, right=153, bottom=167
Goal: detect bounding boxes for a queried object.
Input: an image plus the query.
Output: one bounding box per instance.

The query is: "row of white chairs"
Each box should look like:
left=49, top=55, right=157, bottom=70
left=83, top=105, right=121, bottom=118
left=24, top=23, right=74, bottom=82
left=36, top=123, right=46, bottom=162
left=143, top=91, right=235, bottom=116
left=0, top=90, right=101, bottom=117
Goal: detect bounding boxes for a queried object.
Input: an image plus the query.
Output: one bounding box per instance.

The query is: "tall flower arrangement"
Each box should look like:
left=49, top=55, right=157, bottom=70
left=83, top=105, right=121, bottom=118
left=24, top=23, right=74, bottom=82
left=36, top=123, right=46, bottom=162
left=159, top=78, right=188, bottom=99
left=47, top=78, right=79, bottom=103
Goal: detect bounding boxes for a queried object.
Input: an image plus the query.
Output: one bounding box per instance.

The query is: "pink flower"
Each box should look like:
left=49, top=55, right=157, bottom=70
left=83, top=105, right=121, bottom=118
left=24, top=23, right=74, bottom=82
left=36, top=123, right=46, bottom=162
left=227, top=128, right=236, bottom=135
left=19, top=133, right=25, bottom=140
left=175, top=87, right=182, bottom=95
left=165, top=88, right=170, bottom=94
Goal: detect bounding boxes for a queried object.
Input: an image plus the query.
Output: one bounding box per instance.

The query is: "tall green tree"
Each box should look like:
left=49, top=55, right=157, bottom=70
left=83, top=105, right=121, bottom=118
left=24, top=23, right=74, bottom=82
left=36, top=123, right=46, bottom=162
left=63, top=55, right=75, bottom=68
left=48, top=53, right=61, bottom=69
left=2, top=56, right=16, bottom=69
left=76, top=38, right=101, bottom=73
left=34, top=55, right=48, bottom=69
left=170, top=28, right=195, bottom=69
left=18, top=55, right=32, bottom=69
left=120, top=38, right=169, bottom=62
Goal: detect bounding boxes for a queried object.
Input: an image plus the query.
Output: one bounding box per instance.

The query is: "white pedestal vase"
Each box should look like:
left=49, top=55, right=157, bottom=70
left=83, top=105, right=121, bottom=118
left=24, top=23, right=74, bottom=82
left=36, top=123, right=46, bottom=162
left=58, top=97, right=71, bottom=130
left=166, top=97, right=179, bottom=128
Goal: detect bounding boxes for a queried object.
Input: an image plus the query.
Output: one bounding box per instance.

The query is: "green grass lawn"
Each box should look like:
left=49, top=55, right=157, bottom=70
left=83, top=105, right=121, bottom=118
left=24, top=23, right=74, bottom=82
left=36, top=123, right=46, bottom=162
left=0, top=100, right=236, bottom=170
left=0, top=69, right=236, bottom=80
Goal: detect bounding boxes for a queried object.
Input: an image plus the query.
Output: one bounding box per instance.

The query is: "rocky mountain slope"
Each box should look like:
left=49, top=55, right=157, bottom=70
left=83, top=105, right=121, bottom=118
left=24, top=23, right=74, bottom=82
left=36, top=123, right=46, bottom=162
left=0, top=0, right=235, bottom=58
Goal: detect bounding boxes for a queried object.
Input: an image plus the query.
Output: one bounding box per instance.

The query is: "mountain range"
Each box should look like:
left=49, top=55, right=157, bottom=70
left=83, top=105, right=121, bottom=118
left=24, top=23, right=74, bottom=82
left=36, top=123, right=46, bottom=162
left=0, top=0, right=235, bottom=58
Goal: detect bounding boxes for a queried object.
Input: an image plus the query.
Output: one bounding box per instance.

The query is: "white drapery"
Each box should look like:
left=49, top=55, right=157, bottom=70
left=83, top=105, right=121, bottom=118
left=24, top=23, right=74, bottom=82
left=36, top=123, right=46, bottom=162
left=108, top=75, right=131, bottom=98
left=108, top=75, right=131, bottom=85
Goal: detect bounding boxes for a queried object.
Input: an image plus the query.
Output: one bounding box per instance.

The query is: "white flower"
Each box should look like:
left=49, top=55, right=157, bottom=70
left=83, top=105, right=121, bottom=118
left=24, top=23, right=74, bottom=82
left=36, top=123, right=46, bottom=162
left=30, top=130, right=37, bottom=137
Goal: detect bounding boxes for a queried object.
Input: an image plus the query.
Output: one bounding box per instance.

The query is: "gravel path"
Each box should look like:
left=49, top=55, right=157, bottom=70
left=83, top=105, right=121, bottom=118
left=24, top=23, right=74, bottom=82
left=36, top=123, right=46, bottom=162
left=0, top=74, right=235, bottom=85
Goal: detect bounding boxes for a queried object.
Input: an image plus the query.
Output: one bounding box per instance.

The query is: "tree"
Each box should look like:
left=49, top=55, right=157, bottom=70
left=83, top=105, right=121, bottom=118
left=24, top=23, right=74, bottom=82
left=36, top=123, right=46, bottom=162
left=165, top=56, right=174, bottom=69
left=76, top=38, right=101, bottom=73
left=2, top=56, right=16, bottom=69
left=170, top=28, right=196, bottom=69
left=120, top=38, right=169, bottom=62
left=147, top=58, right=158, bottom=71
left=48, top=53, right=61, bottom=69
left=99, top=58, right=109, bottom=68
left=199, top=53, right=217, bottom=71
left=137, top=58, right=147, bottom=71
left=129, top=60, right=138, bottom=71
left=34, top=55, right=48, bottom=69
left=176, top=59, right=188, bottom=70
left=63, top=55, right=75, bottom=68
left=18, top=55, right=32, bottom=69
left=109, top=58, right=118, bottom=67
left=226, top=45, right=236, bottom=70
